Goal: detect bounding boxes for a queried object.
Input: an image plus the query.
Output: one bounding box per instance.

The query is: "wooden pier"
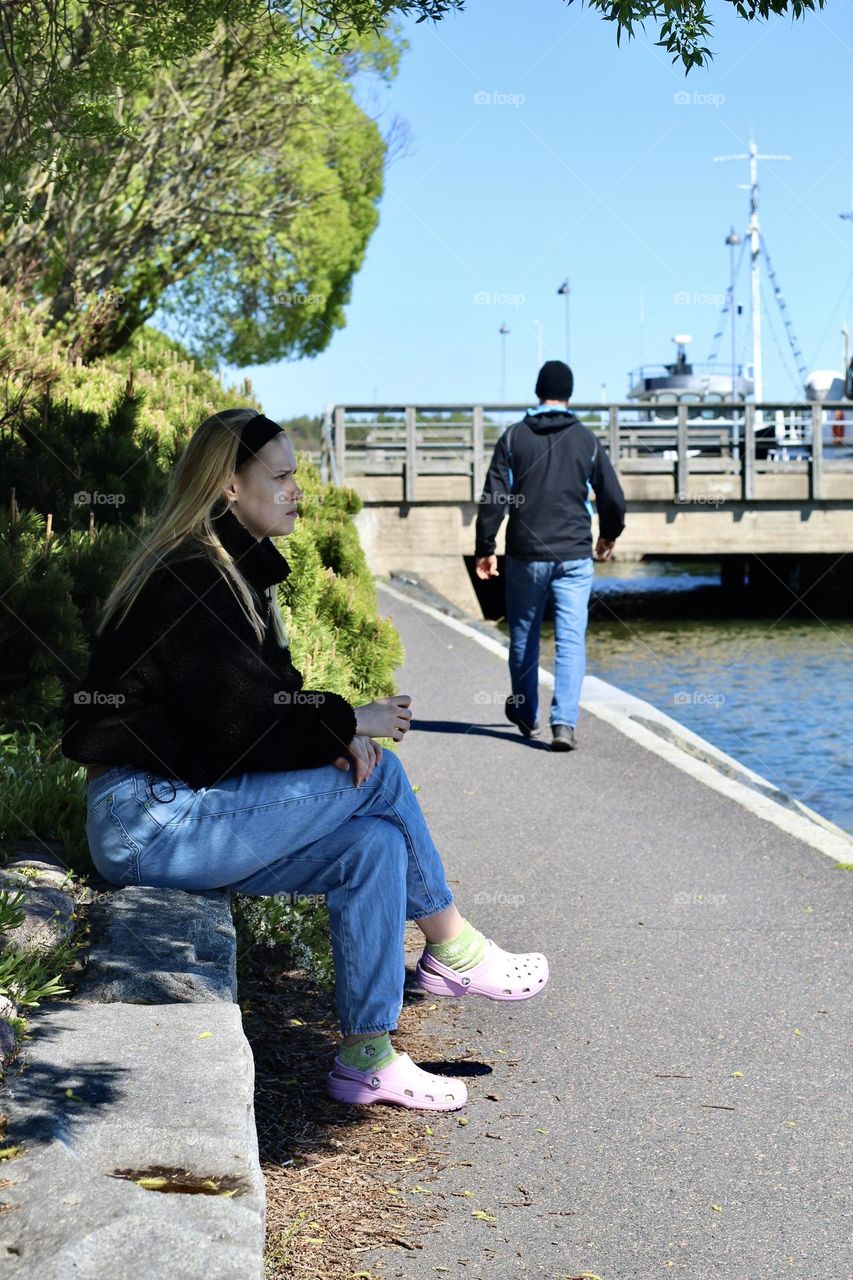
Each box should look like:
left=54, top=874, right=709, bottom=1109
left=320, top=403, right=853, bottom=613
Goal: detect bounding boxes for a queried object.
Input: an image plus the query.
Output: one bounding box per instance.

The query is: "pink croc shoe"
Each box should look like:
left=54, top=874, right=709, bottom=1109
left=415, top=939, right=549, bottom=1001
left=326, top=1051, right=467, bottom=1111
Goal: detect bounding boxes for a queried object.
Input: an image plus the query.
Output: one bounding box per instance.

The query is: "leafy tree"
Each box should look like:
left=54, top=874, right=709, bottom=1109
left=0, top=0, right=828, bottom=220
left=0, top=0, right=455, bottom=217
left=569, top=0, right=826, bottom=72
left=1, top=23, right=405, bottom=366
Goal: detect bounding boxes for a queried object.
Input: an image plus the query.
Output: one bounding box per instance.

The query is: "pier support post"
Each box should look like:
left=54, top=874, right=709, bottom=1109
left=609, top=405, right=620, bottom=472
left=720, top=556, right=746, bottom=592
left=742, top=404, right=756, bottom=501
left=809, top=403, right=823, bottom=500
left=472, top=404, right=484, bottom=500
left=334, top=405, right=346, bottom=485
left=675, top=404, right=689, bottom=500
left=404, top=406, right=417, bottom=503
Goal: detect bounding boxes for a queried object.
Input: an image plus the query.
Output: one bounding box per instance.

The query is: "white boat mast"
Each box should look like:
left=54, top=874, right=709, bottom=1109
left=714, top=133, right=790, bottom=402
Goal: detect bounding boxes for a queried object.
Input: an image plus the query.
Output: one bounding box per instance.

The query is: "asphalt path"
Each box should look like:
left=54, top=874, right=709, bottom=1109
left=366, top=583, right=851, bottom=1280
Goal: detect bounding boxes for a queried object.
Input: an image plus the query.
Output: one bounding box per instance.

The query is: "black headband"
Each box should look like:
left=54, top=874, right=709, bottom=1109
left=234, top=414, right=285, bottom=470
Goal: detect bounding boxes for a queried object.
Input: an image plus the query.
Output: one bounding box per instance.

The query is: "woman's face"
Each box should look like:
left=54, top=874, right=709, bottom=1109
left=224, top=434, right=304, bottom=539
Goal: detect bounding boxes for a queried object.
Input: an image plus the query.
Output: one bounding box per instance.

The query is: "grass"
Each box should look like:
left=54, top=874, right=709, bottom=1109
left=0, top=874, right=91, bottom=1076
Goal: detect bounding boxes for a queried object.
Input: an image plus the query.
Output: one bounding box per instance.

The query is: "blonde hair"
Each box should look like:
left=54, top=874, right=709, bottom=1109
left=98, top=408, right=290, bottom=648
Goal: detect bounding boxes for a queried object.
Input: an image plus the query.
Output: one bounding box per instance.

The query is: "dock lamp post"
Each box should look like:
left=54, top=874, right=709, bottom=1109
left=557, top=278, right=570, bottom=366
left=499, top=323, right=510, bottom=402
left=726, top=226, right=742, bottom=458
left=725, top=228, right=741, bottom=398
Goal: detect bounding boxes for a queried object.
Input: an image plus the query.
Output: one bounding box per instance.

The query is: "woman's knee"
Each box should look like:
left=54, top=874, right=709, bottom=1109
left=365, top=815, right=407, bottom=863
left=332, top=818, right=407, bottom=897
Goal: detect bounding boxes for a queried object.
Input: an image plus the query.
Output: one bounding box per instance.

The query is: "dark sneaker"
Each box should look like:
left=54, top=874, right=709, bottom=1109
left=550, top=723, right=577, bottom=752
left=504, top=696, right=540, bottom=738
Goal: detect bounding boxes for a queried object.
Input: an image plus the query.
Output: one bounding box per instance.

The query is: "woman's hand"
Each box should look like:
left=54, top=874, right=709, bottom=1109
left=353, top=694, right=413, bottom=741
left=333, top=734, right=383, bottom=786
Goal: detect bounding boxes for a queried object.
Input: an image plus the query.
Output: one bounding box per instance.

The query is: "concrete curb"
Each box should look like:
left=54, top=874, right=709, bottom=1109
left=0, top=884, right=265, bottom=1279
left=377, top=576, right=852, bottom=862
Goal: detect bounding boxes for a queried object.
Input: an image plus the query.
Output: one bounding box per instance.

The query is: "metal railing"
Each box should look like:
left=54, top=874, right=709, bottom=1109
left=322, top=402, right=853, bottom=503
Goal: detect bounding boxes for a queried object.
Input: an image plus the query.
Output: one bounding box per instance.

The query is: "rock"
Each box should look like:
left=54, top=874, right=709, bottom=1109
left=75, top=886, right=237, bottom=1004
left=0, top=856, right=75, bottom=894
left=0, top=1001, right=264, bottom=1279
left=0, top=1018, right=16, bottom=1065
left=0, top=874, right=76, bottom=955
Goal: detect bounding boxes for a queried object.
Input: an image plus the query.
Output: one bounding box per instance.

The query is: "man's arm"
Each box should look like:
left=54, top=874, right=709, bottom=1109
left=591, top=444, right=626, bottom=543
left=475, top=431, right=512, bottom=558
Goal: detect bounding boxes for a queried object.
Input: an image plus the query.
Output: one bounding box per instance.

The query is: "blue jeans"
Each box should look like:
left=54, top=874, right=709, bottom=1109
left=85, top=750, right=454, bottom=1036
left=504, top=556, right=594, bottom=729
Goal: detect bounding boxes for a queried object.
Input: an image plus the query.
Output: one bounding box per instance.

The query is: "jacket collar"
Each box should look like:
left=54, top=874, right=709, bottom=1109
left=524, top=407, right=579, bottom=430
left=210, top=505, right=291, bottom=593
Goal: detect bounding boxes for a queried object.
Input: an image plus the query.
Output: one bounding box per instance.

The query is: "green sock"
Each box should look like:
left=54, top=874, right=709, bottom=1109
left=338, top=1031, right=398, bottom=1073
left=425, top=919, right=488, bottom=972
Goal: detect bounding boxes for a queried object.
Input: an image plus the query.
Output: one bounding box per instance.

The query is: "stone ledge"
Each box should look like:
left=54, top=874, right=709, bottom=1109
left=0, top=1143, right=263, bottom=1280
left=0, top=878, right=265, bottom=1278
left=0, top=1001, right=264, bottom=1279
left=75, top=886, right=238, bottom=1004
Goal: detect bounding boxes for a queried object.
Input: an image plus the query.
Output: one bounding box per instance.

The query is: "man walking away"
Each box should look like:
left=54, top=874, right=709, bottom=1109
left=474, top=360, right=626, bottom=752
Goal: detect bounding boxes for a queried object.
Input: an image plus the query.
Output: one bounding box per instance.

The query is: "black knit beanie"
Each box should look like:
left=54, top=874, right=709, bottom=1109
left=535, top=360, right=573, bottom=402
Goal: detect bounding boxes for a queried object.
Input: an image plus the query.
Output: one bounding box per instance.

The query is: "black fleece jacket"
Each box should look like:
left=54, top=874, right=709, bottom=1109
left=475, top=408, right=626, bottom=560
left=60, top=506, right=358, bottom=789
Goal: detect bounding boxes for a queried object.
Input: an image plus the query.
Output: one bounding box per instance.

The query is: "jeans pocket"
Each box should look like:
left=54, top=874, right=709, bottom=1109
left=86, top=793, right=142, bottom=886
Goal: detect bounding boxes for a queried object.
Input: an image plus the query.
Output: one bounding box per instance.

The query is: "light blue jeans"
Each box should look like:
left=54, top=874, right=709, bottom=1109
left=504, top=555, right=595, bottom=729
left=85, top=750, right=454, bottom=1035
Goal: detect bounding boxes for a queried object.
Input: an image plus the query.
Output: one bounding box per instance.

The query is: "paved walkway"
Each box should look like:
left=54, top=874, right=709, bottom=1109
left=367, top=582, right=851, bottom=1280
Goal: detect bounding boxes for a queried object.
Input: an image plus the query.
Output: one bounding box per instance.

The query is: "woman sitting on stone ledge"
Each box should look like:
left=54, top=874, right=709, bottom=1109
left=61, top=409, right=549, bottom=1111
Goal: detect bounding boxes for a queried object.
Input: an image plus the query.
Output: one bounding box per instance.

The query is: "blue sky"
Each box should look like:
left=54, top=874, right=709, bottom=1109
left=226, top=0, right=853, bottom=416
